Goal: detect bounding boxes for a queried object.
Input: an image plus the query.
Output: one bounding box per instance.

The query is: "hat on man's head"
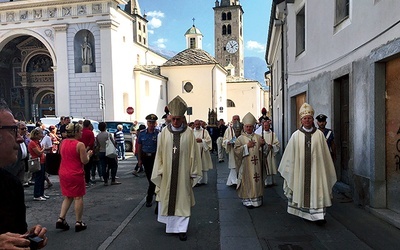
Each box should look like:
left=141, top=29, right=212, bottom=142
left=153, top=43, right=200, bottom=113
left=168, top=96, right=187, bottom=116
left=242, top=112, right=257, bottom=125
left=299, top=103, right=314, bottom=119
left=145, top=114, right=158, bottom=122
left=316, top=114, right=327, bottom=122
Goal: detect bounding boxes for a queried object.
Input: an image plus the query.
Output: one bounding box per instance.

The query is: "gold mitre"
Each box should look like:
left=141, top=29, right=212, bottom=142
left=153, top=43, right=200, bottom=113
left=242, top=112, right=257, bottom=125
left=168, top=95, right=187, bottom=116
left=299, top=102, right=314, bottom=119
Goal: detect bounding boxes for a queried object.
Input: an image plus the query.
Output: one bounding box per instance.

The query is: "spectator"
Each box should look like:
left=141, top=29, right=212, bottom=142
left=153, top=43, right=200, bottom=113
left=56, top=123, right=93, bottom=232
left=0, top=99, right=48, bottom=248
left=114, top=124, right=125, bottom=160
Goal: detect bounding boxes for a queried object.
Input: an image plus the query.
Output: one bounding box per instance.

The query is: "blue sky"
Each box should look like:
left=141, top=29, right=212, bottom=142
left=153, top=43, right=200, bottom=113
left=137, top=0, right=272, bottom=60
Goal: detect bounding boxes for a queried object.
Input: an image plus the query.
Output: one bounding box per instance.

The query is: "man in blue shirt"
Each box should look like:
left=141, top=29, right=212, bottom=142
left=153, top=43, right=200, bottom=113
left=316, top=114, right=337, bottom=162
left=137, top=114, right=159, bottom=207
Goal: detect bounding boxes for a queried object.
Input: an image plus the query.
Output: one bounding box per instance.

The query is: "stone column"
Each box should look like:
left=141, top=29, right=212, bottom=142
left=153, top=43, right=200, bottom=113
left=52, top=24, right=70, bottom=116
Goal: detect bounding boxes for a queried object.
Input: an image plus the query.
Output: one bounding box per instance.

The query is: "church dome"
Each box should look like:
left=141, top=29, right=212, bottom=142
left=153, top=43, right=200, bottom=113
left=184, top=25, right=203, bottom=36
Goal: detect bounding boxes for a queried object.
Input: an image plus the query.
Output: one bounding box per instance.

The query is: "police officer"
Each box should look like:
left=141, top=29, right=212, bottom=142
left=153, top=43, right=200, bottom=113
left=137, top=114, right=159, bottom=207
left=316, top=114, right=336, bottom=162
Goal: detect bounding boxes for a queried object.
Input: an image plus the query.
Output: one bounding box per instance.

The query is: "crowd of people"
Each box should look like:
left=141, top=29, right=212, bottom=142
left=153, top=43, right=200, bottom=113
left=0, top=95, right=339, bottom=247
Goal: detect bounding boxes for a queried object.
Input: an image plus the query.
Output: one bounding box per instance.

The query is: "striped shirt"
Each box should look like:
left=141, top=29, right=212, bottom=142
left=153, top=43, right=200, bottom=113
left=114, top=130, right=125, bottom=143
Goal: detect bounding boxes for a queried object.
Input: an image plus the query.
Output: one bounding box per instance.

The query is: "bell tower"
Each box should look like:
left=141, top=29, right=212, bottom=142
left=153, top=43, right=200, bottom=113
left=213, top=0, right=244, bottom=77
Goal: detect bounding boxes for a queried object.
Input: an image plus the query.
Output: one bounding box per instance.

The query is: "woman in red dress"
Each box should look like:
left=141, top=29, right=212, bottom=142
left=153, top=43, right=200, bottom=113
left=56, top=123, right=93, bottom=232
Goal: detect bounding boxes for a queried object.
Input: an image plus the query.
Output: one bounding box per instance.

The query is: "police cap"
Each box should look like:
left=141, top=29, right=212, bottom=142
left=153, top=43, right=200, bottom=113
left=145, top=114, right=158, bottom=122
left=316, top=114, right=327, bottom=122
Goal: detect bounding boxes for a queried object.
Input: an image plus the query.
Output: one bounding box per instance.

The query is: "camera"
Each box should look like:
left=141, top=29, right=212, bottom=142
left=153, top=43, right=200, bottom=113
left=26, top=234, right=43, bottom=250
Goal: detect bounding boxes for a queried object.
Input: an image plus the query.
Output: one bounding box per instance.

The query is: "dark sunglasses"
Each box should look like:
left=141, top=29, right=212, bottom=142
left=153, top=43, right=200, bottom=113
left=0, top=125, right=18, bottom=137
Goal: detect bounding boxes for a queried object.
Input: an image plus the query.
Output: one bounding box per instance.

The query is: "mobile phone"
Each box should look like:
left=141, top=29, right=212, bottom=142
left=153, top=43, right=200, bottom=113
left=27, top=234, right=43, bottom=250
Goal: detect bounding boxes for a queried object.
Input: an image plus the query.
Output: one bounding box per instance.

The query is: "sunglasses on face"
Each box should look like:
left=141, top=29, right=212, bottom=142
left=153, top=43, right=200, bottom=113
left=0, top=125, right=18, bottom=138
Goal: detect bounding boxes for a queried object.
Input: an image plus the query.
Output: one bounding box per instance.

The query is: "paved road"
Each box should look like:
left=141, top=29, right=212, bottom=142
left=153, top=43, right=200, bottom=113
left=24, top=152, right=400, bottom=250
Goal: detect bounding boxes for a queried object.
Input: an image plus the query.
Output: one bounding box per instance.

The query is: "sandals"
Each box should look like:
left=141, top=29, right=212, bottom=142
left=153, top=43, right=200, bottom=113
left=56, top=217, right=70, bottom=231
left=75, top=221, right=87, bottom=232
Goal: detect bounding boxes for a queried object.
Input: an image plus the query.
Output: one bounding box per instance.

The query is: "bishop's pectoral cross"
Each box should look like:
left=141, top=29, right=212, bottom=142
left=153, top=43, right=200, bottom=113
left=173, top=146, right=178, bottom=154
left=307, top=140, right=311, bottom=148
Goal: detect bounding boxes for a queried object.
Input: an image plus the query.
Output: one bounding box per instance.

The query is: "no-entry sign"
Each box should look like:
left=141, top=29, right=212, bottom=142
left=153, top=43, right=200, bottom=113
left=126, top=106, right=134, bottom=115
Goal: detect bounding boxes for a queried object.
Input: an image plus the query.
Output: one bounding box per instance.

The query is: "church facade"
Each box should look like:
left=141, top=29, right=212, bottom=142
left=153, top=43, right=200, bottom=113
left=0, top=0, right=265, bottom=124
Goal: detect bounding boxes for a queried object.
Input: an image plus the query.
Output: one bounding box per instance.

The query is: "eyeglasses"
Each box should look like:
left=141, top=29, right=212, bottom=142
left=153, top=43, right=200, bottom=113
left=0, top=125, right=18, bottom=138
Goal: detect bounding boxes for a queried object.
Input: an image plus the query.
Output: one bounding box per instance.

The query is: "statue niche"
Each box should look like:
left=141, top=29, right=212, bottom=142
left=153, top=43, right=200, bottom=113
left=75, top=30, right=95, bottom=73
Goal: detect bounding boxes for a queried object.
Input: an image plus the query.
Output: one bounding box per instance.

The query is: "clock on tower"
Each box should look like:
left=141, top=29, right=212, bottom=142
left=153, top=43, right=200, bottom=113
left=226, top=40, right=238, bottom=53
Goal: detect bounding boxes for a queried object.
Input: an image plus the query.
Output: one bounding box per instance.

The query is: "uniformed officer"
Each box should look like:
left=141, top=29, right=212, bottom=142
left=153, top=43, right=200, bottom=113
left=316, top=114, right=336, bottom=162
left=137, top=114, right=159, bottom=207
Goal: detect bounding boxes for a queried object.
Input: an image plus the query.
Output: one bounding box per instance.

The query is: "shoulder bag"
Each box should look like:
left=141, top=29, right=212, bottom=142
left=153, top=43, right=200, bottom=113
left=106, top=133, right=118, bottom=158
left=28, top=157, right=41, bottom=173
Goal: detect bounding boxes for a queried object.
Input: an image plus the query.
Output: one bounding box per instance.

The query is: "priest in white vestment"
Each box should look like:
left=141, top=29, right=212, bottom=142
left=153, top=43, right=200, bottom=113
left=234, top=112, right=266, bottom=208
left=222, top=115, right=241, bottom=186
left=193, top=119, right=213, bottom=185
left=151, top=96, right=202, bottom=241
left=278, top=103, right=337, bottom=225
left=255, top=119, right=280, bottom=186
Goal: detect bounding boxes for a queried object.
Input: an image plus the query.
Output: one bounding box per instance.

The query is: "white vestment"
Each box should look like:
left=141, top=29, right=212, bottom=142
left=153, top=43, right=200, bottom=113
left=255, top=129, right=280, bottom=185
left=278, top=127, right=337, bottom=221
left=222, top=125, right=237, bottom=185
left=193, top=127, right=213, bottom=184
left=151, top=124, right=202, bottom=233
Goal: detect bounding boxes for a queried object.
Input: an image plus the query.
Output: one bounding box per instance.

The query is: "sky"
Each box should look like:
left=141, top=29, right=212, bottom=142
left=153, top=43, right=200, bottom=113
left=135, top=0, right=272, bottom=60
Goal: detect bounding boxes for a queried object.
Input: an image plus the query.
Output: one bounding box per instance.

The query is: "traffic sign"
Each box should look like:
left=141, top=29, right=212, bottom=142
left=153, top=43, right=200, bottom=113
left=126, top=106, right=134, bottom=115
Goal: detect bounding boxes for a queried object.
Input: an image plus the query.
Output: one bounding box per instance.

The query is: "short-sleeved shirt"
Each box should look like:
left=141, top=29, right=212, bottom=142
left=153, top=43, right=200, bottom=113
left=114, top=130, right=125, bottom=144
left=137, top=129, right=159, bottom=153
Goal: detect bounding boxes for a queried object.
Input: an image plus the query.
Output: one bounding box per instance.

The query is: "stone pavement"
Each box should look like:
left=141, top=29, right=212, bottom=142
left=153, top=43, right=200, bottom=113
left=23, top=151, right=400, bottom=249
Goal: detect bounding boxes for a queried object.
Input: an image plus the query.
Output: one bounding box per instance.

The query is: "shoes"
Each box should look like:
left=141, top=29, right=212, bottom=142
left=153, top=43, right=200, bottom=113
left=56, top=217, right=70, bottom=231
left=33, top=197, right=46, bottom=201
left=28, top=181, right=35, bottom=185
left=218, top=160, right=224, bottom=163
left=75, top=221, right=87, bottom=232
left=137, top=168, right=144, bottom=173
left=178, top=233, right=187, bottom=241
left=91, top=176, right=96, bottom=181
left=111, top=181, right=122, bottom=185
left=42, top=194, right=50, bottom=199
left=122, top=157, right=125, bottom=160
left=45, top=183, right=53, bottom=189
left=132, top=170, right=139, bottom=177
left=115, top=176, right=119, bottom=179
left=146, top=201, right=152, bottom=207
left=23, top=182, right=29, bottom=187
left=104, top=182, right=108, bottom=186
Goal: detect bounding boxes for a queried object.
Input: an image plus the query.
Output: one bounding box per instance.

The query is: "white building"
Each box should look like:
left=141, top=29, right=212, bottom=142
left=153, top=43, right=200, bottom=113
left=0, top=0, right=265, bottom=126
left=266, top=0, right=400, bottom=226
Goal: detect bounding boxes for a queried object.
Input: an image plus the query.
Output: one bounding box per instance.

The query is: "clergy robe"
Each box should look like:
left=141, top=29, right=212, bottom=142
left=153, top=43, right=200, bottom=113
left=278, top=127, right=337, bottom=221
left=151, top=124, right=202, bottom=232
left=193, top=127, right=213, bottom=185
left=255, top=129, right=280, bottom=185
left=234, top=132, right=264, bottom=207
left=222, top=125, right=238, bottom=185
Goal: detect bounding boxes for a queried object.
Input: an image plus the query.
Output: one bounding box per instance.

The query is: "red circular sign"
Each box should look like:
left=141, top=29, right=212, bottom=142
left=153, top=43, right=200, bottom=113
left=126, top=106, right=134, bottom=115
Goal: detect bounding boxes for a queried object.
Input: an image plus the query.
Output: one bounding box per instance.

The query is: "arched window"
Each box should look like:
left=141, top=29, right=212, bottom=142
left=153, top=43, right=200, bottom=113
left=222, top=13, right=226, bottom=20
left=222, top=25, right=227, bottom=35
left=227, top=99, right=235, bottom=107
left=227, top=25, right=231, bottom=35
left=227, top=12, right=232, bottom=20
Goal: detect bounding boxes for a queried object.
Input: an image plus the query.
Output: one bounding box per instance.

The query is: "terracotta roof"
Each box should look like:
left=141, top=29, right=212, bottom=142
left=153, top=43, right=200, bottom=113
left=163, top=48, right=219, bottom=66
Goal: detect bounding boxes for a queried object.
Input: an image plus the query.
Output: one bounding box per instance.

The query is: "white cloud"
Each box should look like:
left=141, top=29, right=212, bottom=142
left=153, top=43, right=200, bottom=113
left=246, top=40, right=265, bottom=52
left=155, top=38, right=167, bottom=49
left=146, top=11, right=164, bottom=29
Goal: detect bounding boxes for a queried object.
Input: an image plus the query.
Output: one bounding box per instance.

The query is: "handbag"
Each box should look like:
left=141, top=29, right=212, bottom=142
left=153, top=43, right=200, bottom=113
left=106, top=133, right=118, bottom=158
left=28, top=157, right=41, bottom=173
